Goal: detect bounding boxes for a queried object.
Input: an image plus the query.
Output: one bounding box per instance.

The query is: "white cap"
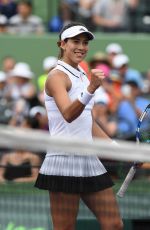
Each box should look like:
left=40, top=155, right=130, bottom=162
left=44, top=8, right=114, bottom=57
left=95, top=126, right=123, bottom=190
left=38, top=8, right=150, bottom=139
left=113, top=54, right=129, bottom=69
left=29, top=106, right=46, bottom=117
left=61, top=25, right=94, bottom=41
left=0, top=15, right=7, bottom=25
left=94, top=87, right=110, bottom=105
left=15, top=62, right=31, bottom=70
left=106, top=43, right=123, bottom=54
left=0, top=71, right=6, bottom=82
left=43, top=56, right=57, bottom=71
left=9, top=62, right=34, bottom=79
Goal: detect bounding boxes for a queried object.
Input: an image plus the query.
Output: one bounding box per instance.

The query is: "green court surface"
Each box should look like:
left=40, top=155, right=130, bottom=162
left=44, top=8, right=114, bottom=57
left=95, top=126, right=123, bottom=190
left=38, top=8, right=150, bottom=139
left=0, top=180, right=150, bottom=230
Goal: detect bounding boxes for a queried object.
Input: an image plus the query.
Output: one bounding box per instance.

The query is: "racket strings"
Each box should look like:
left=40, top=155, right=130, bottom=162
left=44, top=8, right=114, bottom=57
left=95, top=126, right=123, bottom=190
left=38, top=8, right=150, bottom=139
left=140, top=131, right=150, bottom=142
left=139, top=109, right=150, bottom=142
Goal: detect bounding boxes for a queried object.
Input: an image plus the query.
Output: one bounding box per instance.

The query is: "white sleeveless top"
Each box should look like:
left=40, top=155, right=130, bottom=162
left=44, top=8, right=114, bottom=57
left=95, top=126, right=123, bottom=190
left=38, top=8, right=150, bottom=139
left=45, top=60, right=95, bottom=156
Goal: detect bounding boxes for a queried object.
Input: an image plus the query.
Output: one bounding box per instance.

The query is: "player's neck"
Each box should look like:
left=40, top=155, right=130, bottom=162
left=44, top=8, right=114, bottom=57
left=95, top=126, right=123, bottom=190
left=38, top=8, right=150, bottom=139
left=61, top=58, right=78, bottom=69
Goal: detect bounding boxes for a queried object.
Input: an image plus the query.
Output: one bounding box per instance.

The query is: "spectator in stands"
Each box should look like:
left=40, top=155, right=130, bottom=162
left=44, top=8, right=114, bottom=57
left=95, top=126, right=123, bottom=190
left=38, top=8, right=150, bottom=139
left=111, top=54, right=145, bottom=117
left=95, top=63, right=122, bottom=115
left=93, top=87, right=117, bottom=137
left=48, top=15, right=63, bottom=33
left=89, top=51, right=110, bottom=70
left=6, top=62, right=40, bottom=125
left=0, top=0, right=17, bottom=19
left=0, top=149, right=41, bottom=183
left=91, top=0, right=139, bottom=32
left=1, top=56, right=16, bottom=91
left=59, top=0, right=97, bottom=31
left=2, top=55, right=16, bottom=74
left=29, top=105, right=48, bottom=131
left=142, top=69, right=150, bottom=98
left=38, top=56, right=58, bottom=93
left=0, top=71, right=7, bottom=99
left=0, top=116, right=42, bottom=183
left=0, top=14, right=8, bottom=33
left=7, top=62, right=36, bottom=101
left=8, top=98, right=30, bottom=126
left=8, top=0, right=45, bottom=35
left=112, top=53, right=144, bottom=90
left=77, top=0, right=97, bottom=31
left=116, top=79, right=150, bottom=140
left=37, top=56, right=57, bottom=104
left=93, top=87, right=119, bottom=179
left=105, top=43, right=123, bottom=67
left=59, top=0, right=78, bottom=26
left=0, top=66, right=14, bottom=124
left=136, top=0, right=150, bottom=33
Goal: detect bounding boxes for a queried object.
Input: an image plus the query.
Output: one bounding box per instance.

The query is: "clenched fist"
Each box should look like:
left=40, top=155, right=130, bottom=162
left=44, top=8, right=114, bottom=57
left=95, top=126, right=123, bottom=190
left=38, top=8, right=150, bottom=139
left=87, top=69, right=105, bottom=94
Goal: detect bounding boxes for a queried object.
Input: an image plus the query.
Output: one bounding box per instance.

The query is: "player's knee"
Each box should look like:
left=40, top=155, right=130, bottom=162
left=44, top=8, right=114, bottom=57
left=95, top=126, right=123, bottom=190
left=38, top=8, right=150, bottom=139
left=113, top=219, right=124, bottom=230
left=101, top=218, right=123, bottom=230
left=115, top=220, right=123, bottom=230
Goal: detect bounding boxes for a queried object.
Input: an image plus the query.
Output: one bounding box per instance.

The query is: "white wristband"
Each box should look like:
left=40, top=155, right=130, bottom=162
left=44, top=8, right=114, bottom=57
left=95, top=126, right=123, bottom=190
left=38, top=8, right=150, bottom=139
left=78, top=89, right=94, bottom=105
left=111, top=140, right=119, bottom=146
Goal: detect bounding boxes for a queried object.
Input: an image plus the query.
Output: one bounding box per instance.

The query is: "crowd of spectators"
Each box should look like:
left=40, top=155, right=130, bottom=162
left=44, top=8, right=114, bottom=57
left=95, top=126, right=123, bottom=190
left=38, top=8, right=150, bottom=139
left=87, top=43, right=150, bottom=141
left=0, top=0, right=45, bottom=35
left=0, top=55, right=48, bottom=183
left=48, top=0, right=150, bottom=33
left=0, top=0, right=150, bottom=34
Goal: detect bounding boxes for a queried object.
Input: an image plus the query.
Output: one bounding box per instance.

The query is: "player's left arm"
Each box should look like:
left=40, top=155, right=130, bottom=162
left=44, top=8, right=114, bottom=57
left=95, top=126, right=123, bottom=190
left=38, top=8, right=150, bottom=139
left=92, top=113, right=111, bottom=139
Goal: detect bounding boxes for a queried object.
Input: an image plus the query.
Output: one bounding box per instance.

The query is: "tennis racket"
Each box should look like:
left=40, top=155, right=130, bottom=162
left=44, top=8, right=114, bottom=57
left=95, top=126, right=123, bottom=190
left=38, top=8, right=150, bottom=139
left=117, top=103, right=150, bottom=198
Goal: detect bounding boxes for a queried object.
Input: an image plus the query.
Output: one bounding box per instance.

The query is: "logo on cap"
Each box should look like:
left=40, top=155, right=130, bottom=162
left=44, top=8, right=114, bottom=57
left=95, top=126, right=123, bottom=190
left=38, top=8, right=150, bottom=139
left=79, top=28, right=86, bottom=32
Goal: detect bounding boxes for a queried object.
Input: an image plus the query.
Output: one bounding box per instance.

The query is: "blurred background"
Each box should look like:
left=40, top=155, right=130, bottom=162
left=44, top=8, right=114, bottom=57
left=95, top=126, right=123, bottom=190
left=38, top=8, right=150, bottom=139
left=0, top=0, right=150, bottom=77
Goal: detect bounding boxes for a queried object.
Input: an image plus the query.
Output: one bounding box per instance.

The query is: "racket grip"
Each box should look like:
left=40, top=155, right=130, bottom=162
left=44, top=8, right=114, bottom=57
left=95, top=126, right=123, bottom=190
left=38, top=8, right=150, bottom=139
left=117, top=166, right=137, bottom=198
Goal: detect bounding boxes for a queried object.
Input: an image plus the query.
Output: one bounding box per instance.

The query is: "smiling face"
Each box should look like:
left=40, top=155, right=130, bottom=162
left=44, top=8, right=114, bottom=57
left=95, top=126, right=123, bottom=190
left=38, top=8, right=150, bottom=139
left=60, top=33, right=89, bottom=67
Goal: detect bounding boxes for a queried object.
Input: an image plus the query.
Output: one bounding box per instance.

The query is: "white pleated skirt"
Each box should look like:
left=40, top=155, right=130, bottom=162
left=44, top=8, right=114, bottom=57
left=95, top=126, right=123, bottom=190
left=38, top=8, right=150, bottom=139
left=35, top=155, right=114, bottom=193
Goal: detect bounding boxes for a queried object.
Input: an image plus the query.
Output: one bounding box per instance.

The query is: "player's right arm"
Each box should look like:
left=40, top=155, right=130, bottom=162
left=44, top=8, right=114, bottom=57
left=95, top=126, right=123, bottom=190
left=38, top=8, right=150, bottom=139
left=45, top=69, right=105, bottom=123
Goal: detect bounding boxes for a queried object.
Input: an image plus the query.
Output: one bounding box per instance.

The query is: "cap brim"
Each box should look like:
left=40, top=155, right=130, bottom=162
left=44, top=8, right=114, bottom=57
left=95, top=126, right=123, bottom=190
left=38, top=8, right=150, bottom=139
left=68, top=31, right=95, bottom=40
left=61, top=25, right=95, bottom=41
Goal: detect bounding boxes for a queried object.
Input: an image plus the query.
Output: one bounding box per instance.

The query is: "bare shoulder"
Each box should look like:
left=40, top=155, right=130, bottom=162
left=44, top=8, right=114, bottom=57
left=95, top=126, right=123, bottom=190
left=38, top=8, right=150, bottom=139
left=0, top=152, right=12, bottom=163
left=45, top=69, right=71, bottom=96
left=46, top=69, right=68, bottom=84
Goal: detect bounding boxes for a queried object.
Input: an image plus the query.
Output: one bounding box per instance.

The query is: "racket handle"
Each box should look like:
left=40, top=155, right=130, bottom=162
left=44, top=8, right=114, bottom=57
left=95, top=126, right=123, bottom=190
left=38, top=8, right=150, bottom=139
left=117, top=165, right=137, bottom=198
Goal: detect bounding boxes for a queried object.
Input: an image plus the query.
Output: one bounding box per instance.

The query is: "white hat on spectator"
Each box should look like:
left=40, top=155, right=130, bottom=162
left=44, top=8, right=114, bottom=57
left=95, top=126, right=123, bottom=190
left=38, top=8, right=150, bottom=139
left=0, top=15, right=8, bottom=25
left=0, top=71, right=6, bottom=82
left=15, top=62, right=31, bottom=71
left=106, top=43, right=123, bottom=54
left=113, top=54, right=129, bottom=69
left=29, top=106, right=46, bottom=117
left=94, top=87, right=110, bottom=105
left=9, top=62, right=34, bottom=79
left=43, top=56, right=57, bottom=71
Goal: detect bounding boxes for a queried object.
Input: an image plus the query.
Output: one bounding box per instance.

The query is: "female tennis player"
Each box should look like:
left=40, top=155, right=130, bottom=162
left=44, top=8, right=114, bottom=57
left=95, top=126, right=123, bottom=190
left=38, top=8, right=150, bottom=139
left=35, top=22, right=123, bottom=230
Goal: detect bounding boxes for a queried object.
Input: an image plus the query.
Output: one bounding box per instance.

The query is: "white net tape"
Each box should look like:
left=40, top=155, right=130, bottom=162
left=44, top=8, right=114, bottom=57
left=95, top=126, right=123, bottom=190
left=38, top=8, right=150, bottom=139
left=0, top=125, right=150, bottom=162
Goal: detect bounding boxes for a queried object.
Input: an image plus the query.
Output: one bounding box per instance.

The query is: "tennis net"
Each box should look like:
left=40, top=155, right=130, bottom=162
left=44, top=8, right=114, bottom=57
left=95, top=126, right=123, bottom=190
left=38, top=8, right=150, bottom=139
left=0, top=125, right=150, bottom=230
